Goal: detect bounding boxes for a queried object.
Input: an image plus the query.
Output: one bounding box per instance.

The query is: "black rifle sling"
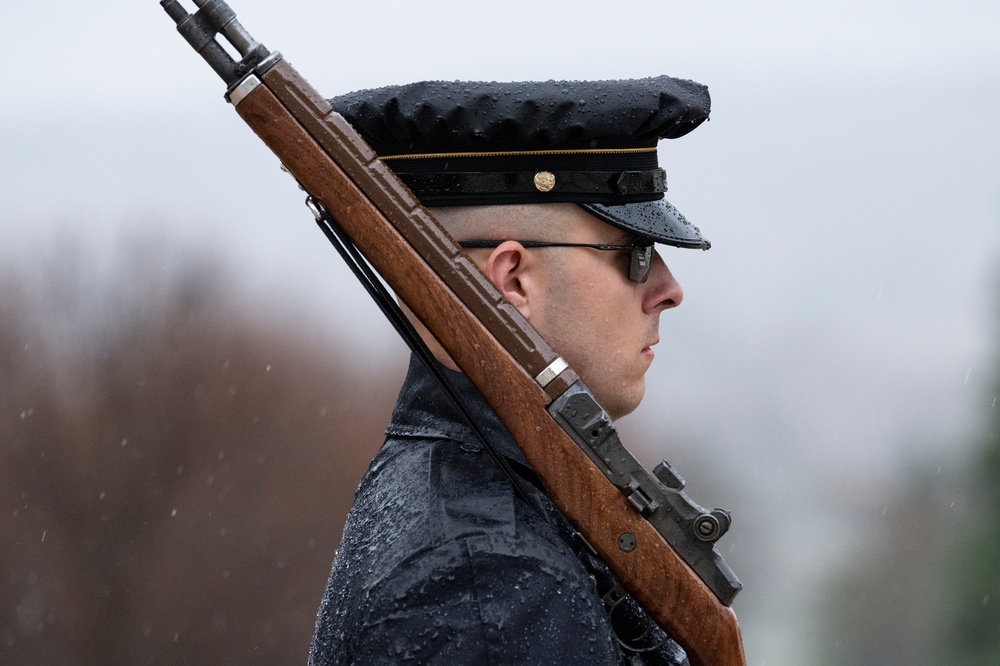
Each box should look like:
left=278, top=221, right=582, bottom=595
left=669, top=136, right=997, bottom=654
left=308, top=197, right=555, bottom=525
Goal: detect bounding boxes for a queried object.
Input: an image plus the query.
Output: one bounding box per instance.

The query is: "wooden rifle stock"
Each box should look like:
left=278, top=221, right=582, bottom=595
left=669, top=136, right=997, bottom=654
left=161, top=3, right=745, bottom=661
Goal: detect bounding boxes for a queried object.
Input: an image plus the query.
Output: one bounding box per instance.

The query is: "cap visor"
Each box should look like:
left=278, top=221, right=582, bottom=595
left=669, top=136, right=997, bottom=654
left=581, top=200, right=710, bottom=250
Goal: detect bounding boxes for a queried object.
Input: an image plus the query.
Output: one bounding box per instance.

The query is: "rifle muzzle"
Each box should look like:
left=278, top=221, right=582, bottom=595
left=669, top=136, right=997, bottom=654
left=161, top=0, right=271, bottom=88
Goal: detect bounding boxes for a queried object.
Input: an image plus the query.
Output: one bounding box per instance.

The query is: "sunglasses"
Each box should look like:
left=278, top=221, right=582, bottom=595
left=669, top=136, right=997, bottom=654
left=458, top=238, right=655, bottom=283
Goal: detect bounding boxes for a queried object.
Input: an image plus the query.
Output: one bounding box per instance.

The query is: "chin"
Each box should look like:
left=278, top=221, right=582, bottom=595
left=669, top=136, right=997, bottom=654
left=602, top=385, right=645, bottom=422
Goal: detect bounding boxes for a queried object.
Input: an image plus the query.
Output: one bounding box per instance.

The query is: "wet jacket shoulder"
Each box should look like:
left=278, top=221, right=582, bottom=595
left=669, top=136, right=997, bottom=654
left=309, top=356, right=688, bottom=666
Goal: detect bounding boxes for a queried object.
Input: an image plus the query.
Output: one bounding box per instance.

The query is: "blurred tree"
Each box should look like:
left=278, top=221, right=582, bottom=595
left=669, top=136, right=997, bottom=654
left=0, top=236, right=402, bottom=664
left=818, top=294, right=1000, bottom=665
left=942, top=386, right=1000, bottom=664
left=817, top=467, right=962, bottom=666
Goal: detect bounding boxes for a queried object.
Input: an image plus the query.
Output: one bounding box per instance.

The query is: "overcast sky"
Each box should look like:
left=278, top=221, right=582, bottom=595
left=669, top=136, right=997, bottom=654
left=2, top=1, right=999, bottom=663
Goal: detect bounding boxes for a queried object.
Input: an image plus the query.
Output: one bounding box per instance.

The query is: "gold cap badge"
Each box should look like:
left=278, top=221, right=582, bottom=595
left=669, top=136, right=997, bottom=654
left=533, top=171, right=556, bottom=192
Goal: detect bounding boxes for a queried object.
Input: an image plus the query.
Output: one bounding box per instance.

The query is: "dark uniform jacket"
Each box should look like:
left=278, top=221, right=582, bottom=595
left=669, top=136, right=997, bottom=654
left=309, top=356, right=688, bottom=665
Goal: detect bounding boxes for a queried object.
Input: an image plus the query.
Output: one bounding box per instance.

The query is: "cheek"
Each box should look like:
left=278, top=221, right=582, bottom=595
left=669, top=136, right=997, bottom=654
left=552, top=297, right=628, bottom=371
left=534, top=267, right=641, bottom=374
left=533, top=284, right=593, bottom=361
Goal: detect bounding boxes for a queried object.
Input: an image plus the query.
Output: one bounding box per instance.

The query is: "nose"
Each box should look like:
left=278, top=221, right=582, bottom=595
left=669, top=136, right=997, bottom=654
left=643, top=251, right=684, bottom=313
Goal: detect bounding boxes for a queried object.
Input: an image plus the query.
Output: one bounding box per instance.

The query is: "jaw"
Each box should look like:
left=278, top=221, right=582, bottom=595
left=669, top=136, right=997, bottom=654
left=594, top=373, right=646, bottom=422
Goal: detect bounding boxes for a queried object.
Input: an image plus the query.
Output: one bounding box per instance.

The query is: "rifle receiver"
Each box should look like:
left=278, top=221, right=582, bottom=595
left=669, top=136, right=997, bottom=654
left=548, top=383, right=742, bottom=604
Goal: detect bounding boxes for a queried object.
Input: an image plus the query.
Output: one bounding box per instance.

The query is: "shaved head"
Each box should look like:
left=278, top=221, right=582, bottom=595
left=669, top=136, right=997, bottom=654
left=428, top=204, right=579, bottom=244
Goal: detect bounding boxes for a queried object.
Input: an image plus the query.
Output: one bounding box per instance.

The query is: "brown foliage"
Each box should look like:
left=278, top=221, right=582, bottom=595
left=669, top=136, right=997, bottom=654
left=0, top=238, right=401, bottom=664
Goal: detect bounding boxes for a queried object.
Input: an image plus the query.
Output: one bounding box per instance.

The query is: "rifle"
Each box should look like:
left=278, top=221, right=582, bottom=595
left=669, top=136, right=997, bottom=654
left=160, top=2, right=746, bottom=663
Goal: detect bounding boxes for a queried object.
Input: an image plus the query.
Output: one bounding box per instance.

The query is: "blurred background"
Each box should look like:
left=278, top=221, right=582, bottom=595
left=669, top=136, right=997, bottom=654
left=2, top=0, right=999, bottom=663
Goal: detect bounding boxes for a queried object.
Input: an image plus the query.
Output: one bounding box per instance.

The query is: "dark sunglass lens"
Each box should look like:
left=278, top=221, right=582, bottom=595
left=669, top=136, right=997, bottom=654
left=629, top=245, right=653, bottom=283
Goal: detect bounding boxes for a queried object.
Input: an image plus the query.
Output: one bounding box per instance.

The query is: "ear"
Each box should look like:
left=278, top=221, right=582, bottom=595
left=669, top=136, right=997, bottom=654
left=483, top=241, right=533, bottom=318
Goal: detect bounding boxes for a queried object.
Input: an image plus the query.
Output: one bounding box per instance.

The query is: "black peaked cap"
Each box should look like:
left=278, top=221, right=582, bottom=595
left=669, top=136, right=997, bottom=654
left=329, top=76, right=712, bottom=249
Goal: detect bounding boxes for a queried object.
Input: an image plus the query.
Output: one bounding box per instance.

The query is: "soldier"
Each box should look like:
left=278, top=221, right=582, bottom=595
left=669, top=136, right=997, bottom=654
left=310, top=76, right=711, bottom=665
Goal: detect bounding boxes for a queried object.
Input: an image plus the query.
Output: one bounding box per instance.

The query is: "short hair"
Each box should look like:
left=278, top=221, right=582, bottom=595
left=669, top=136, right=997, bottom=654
left=429, top=204, right=577, bottom=244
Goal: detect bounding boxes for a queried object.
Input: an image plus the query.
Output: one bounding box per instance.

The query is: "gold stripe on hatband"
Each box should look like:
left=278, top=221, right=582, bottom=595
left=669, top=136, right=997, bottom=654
left=378, top=146, right=658, bottom=161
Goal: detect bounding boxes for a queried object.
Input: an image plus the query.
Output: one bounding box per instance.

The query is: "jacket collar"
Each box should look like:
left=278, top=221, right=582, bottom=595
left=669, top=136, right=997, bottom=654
left=385, top=355, right=531, bottom=467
